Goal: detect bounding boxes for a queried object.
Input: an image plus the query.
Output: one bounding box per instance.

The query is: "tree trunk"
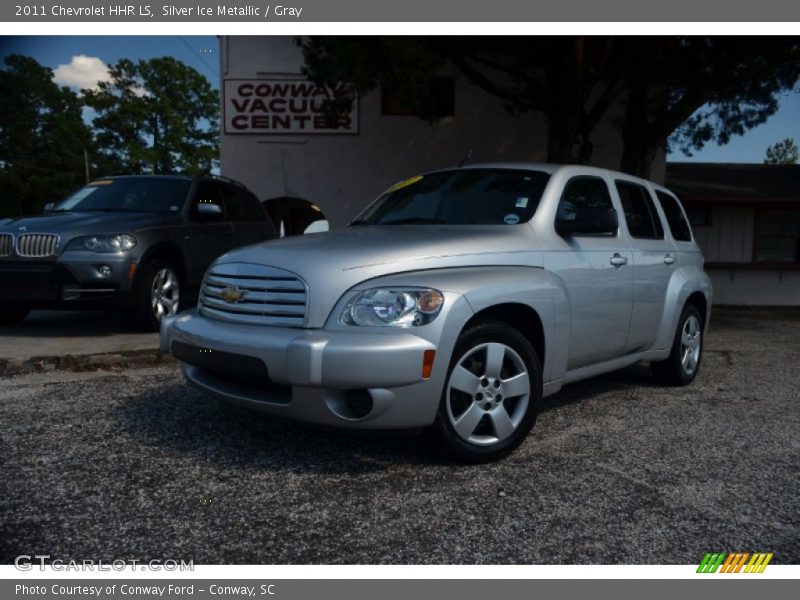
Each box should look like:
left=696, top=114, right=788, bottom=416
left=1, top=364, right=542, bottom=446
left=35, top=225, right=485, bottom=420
left=619, top=78, right=658, bottom=179
left=546, top=111, right=593, bottom=165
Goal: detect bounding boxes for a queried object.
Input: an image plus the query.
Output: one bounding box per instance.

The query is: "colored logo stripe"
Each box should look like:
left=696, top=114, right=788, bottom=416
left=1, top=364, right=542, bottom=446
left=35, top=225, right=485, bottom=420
left=697, top=552, right=773, bottom=573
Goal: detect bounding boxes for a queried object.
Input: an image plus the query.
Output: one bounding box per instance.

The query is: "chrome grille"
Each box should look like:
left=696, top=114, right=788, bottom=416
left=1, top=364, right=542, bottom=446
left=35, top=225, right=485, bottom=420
left=199, top=263, right=308, bottom=327
left=16, top=233, right=59, bottom=258
left=0, top=234, right=12, bottom=257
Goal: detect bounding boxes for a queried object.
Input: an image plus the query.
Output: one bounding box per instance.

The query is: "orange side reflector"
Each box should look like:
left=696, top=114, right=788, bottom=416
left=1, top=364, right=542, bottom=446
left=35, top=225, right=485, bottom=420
left=422, top=350, right=436, bottom=380
left=127, top=263, right=137, bottom=281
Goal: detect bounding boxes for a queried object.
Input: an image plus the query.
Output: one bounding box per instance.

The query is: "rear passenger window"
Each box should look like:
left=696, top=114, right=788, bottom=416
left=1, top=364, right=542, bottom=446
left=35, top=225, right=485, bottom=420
left=221, top=183, right=266, bottom=221
left=615, top=181, right=664, bottom=239
left=656, top=191, right=692, bottom=242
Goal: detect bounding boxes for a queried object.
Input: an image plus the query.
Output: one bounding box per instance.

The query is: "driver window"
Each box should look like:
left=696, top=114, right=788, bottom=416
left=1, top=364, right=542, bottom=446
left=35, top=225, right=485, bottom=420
left=558, top=177, right=614, bottom=220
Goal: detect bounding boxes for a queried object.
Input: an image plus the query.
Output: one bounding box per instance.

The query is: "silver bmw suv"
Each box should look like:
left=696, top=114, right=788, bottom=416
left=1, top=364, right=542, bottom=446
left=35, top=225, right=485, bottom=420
left=161, top=164, right=711, bottom=462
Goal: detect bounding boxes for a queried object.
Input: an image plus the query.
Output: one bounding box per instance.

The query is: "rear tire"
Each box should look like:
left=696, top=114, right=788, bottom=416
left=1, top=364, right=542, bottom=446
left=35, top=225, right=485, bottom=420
left=134, top=259, right=181, bottom=332
left=0, top=304, right=30, bottom=325
left=434, top=320, right=543, bottom=463
left=651, top=304, right=704, bottom=386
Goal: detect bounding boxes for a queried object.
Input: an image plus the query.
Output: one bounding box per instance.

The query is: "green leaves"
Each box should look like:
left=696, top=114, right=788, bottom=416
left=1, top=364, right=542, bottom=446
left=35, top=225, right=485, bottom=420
left=0, top=55, right=93, bottom=217
left=84, top=56, right=219, bottom=176
left=764, top=138, right=799, bottom=164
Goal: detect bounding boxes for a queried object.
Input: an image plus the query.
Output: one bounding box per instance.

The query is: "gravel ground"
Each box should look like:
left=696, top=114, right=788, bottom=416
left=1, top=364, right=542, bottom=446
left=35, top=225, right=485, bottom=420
left=1, top=308, right=798, bottom=564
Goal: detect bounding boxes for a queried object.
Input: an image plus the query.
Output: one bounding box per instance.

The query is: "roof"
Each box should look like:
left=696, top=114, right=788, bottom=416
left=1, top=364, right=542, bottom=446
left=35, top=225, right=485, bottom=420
left=666, top=163, right=800, bottom=201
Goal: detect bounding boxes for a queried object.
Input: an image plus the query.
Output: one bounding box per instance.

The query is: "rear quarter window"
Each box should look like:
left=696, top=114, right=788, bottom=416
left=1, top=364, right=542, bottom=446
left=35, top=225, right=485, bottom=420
left=656, top=191, right=693, bottom=242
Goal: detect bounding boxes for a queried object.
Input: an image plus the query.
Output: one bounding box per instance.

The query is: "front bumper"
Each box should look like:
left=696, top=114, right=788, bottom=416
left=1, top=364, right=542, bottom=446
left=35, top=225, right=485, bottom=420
left=160, top=309, right=446, bottom=430
left=0, top=251, right=136, bottom=307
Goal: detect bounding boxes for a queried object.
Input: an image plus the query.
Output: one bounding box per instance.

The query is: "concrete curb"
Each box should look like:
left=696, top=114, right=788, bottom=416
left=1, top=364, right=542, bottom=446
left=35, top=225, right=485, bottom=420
left=0, top=349, right=175, bottom=376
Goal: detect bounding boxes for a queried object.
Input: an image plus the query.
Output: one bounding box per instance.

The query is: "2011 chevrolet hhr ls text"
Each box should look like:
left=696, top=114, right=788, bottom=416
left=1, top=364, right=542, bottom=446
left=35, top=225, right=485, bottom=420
left=161, top=164, right=712, bottom=462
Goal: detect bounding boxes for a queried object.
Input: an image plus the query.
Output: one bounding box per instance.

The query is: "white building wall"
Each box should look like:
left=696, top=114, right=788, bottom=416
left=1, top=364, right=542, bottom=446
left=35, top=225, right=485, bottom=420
left=219, top=36, right=648, bottom=227
left=693, top=205, right=799, bottom=306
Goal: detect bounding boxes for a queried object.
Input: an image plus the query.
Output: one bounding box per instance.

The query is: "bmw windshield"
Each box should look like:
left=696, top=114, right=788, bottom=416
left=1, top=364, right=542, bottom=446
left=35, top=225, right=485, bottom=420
left=52, top=178, right=191, bottom=213
left=352, top=168, right=551, bottom=226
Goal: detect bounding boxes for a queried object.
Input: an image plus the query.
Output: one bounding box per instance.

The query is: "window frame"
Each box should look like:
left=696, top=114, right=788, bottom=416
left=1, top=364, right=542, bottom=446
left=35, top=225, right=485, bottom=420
left=555, top=175, right=619, bottom=238
left=655, top=190, right=693, bottom=243
left=614, top=179, right=665, bottom=240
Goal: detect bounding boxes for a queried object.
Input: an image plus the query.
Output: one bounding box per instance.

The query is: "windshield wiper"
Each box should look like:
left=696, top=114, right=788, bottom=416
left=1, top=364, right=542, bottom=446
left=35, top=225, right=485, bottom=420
left=379, top=217, right=446, bottom=225
left=348, top=219, right=371, bottom=227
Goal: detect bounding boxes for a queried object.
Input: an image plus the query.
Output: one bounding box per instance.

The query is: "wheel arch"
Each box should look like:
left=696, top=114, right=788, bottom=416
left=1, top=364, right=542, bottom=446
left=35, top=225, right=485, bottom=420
left=461, top=303, right=546, bottom=373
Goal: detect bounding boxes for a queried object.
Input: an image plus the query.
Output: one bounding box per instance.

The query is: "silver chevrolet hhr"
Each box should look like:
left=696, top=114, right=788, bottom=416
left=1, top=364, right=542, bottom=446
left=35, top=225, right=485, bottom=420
left=161, top=164, right=712, bottom=462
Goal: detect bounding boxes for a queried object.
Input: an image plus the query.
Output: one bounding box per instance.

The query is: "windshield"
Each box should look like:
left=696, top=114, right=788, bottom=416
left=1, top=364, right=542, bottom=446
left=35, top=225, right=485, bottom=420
left=53, top=178, right=191, bottom=213
left=353, top=168, right=551, bottom=226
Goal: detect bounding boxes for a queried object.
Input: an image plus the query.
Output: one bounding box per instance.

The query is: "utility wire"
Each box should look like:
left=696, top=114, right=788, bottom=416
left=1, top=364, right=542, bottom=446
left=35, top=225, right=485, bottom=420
left=178, top=36, right=219, bottom=78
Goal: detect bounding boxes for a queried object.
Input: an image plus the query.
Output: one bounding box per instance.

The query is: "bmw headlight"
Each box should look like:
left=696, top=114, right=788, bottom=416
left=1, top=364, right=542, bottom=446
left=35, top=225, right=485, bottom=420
left=67, top=234, right=137, bottom=253
left=341, top=288, right=444, bottom=327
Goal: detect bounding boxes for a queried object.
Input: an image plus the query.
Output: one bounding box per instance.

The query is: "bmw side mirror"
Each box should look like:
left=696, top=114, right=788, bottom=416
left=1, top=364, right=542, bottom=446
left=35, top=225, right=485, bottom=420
left=555, top=206, right=618, bottom=236
left=196, top=202, right=224, bottom=220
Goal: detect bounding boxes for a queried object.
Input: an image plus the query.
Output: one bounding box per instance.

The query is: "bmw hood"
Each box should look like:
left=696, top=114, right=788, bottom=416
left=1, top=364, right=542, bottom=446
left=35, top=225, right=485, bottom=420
left=0, top=212, right=181, bottom=237
left=212, top=225, right=544, bottom=327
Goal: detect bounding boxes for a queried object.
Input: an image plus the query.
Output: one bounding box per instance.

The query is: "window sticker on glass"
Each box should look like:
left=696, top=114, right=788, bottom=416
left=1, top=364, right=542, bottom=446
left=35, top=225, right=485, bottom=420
left=516, top=197, right=529, bottom=208
left=89, top=180, right=114, bottom=186
left=386, top=175, right=423, bottom=194
left=504, top=213, right=520, bottom=225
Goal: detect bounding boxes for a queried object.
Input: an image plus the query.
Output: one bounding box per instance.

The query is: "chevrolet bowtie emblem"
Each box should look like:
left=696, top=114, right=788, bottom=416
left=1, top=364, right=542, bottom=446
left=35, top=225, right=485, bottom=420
left=220, top=286, right=245, bottom=303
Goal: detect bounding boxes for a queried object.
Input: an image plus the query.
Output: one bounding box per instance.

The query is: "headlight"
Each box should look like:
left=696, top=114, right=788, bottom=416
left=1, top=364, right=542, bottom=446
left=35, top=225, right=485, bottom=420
left=66, top=234, right=137, bottom=253
left=341, top=288, right=444, bottom=327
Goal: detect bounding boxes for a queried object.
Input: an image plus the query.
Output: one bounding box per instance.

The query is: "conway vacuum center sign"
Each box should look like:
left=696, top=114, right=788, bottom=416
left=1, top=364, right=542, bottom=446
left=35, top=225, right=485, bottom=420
left=223, top=79, right=359, bottom=134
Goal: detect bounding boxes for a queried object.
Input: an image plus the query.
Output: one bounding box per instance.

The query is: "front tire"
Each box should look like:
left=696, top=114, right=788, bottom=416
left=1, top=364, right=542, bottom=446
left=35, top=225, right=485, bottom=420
left=0, top=304, right=31, bottom=325
left=651, top=304, right=704, bottom=386
left=134, top=259, right=181, bottom=332
left=434, top=320, right=543, bottom=463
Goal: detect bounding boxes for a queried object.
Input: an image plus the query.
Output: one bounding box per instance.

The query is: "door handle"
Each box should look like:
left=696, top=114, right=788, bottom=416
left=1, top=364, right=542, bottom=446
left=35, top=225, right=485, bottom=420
left=664, top=254, right=676, bottom=265
left=610, top=253, right=628, bottom=267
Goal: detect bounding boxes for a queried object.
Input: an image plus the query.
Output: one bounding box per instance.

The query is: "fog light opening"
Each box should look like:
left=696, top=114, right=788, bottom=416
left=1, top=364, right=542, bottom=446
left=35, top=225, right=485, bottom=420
left=344, top=389, right=373, bottom=419
left=422, top=349, right=436, bottom=380
left=97, top=265, right=112, bottom=277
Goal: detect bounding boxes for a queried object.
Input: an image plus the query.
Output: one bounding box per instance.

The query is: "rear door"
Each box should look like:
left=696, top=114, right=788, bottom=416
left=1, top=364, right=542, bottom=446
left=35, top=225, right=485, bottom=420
left=185, top=180, right=236, bottom=283
left=545, top=175, right=634, bottom=369
left=220, top=182, right=277, bottom=247
left=614, top=179, right=676, bottom=353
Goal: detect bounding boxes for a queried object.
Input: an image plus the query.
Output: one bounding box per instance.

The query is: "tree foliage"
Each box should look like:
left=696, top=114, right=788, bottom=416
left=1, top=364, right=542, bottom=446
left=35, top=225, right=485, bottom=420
left=764, top=138, right=799, bottom=164
left=300, top=36, right=800, bottom=177
left=0, top=55, right=93, bottom=216
left=83, top=56, right=219, bottom=175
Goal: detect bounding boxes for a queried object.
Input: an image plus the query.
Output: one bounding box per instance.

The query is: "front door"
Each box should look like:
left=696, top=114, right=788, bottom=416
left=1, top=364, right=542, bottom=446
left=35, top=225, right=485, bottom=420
left=544, top=176, right=635, bottom=370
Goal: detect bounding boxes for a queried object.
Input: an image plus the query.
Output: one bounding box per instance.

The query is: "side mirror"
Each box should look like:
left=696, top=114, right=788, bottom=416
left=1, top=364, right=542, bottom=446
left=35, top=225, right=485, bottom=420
left=303, top=219, right=329, bottom=235
left=556, top=206, right=618, bottom=236
left=43, top=202, right=55, bottom=213
left=196, top=202, right=224, bottom=220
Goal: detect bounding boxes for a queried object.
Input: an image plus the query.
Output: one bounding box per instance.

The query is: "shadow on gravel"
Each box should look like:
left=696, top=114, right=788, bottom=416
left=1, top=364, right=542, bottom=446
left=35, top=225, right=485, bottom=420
left=114, top=382, right=451, bottom=473
left=115, top=362, right=660, bottom=472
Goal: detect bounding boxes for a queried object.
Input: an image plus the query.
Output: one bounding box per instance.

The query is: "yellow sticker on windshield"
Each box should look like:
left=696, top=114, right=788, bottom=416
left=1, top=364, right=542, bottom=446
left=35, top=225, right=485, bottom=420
left=386, top=175, right=423, bottom=194
left=89, top=179, right=114, bottom=186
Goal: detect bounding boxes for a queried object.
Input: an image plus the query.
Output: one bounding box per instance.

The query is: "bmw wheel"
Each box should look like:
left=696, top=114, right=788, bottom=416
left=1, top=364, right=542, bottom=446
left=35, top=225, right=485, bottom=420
left=134, top=259, right=181, bottom=331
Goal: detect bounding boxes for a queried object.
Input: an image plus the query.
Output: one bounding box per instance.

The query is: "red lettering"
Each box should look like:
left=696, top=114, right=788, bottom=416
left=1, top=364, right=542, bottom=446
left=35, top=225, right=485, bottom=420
left=269, top=98, right=287, bottom=113
left=231, top=115, right=249, bottom=130
left=231, top=98, right=250, bottom=112
left=237, top=83, right=253, bottom=97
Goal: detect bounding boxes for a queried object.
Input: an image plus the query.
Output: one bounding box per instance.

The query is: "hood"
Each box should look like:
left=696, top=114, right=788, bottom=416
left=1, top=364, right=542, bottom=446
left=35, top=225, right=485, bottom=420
left=0, top=211, right=180, bottom=236
left=215, top=225, right=543, bottom=327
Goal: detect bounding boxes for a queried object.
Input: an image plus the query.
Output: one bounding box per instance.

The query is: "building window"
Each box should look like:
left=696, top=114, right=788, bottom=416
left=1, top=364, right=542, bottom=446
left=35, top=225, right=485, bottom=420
left=381, top=77, right=455, bottom=117
left=754, top=209, right=800, bottom=264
